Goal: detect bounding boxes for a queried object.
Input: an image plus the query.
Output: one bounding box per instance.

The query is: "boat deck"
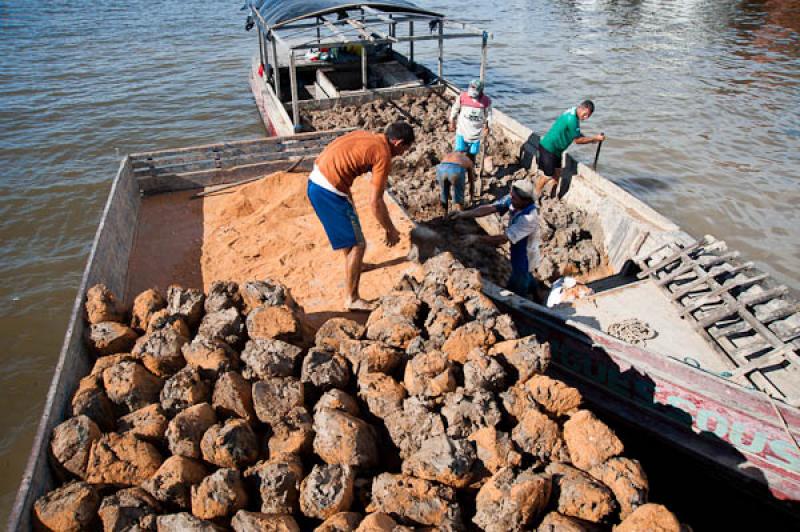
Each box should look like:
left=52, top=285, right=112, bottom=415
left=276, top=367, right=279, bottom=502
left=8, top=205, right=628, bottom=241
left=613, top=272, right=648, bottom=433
left=551, top=280, right=731, bottom=374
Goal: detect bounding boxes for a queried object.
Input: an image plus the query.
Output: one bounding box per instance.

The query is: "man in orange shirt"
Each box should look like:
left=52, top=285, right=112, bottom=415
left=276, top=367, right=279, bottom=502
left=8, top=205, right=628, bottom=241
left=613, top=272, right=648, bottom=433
left=307, top=121, right=415, bottom=311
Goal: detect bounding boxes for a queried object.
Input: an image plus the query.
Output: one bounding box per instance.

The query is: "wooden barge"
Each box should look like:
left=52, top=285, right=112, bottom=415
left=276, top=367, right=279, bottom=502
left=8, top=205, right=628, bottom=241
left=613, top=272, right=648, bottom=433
left=9, top=1, right=800, bottom=529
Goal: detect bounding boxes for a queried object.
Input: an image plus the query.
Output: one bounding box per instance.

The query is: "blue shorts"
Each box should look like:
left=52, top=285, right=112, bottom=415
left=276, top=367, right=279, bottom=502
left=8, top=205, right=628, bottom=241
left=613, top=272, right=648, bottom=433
left=436, top=162, right=467, bottom=205
left=455, top=134, right=480, bottom=156
left=307, top=180, right=365, bottom=250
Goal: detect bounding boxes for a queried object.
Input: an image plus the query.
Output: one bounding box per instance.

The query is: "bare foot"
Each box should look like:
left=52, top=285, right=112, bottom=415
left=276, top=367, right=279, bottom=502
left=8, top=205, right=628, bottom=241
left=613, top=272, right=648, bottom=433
left=345, top=298, right=375, bottom=311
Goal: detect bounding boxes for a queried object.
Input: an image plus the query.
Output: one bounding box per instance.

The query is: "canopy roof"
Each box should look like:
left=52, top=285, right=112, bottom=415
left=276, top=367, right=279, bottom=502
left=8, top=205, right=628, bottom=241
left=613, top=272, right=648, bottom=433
left=248, top=1, right=442, bottom=29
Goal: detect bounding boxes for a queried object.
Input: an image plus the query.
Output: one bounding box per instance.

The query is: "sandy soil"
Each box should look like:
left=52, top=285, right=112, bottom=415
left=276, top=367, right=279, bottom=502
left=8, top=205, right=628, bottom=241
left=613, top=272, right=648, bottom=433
left=127, top=172, right=420, bottom=329
left=200, top=172, right=420, bottom=327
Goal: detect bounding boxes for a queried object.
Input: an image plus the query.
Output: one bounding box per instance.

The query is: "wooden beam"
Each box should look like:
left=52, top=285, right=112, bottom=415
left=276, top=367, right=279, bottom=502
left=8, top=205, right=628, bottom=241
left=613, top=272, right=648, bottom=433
left=361, top=45, right=368, bottom=90
left=361, top=5, right=394, bottom=24
left=320, top=17, right=350, bottom=43
left=271, top=34, right=281, bottom=101
left=409, top=20, right=414, bottom=64
left=479, top=31, right=488, bottom=83
left=437, top=19, right=444, bottom=83
left=670, top=261, right=754, bottom=300
left=346, top=18, right=375, bottom=41
left=637, top=239, right=704, bottom=279
left=289, top=52, right=300, bottom=129
left=679, top=272, right=769, bottom=317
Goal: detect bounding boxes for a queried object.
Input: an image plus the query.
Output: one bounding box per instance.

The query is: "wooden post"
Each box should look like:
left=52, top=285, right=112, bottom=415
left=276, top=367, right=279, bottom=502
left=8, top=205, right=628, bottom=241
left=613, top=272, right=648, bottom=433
left=316, top=17, right=321, bottom=43
left=271, top=34, right=281, bottom=101
left=361, top=45, right=368, bottom=90
left=289, top=51, right=299, bottom=129
left=257, top=28, right=264, bottom=66
left=437, top=19, right=444, bottom=83
left=389, top=14, right=395, bottom=51
left=479, top=31, right=488, bottom=83
left=409, top=21, right=414, bottom=64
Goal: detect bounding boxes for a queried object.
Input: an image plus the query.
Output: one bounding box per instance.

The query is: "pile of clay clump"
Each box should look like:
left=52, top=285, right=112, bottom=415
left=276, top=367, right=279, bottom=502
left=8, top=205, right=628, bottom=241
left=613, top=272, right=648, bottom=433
left=35, top=256, right=682, bottom=531
left=303, top=93, right=520, bottom=222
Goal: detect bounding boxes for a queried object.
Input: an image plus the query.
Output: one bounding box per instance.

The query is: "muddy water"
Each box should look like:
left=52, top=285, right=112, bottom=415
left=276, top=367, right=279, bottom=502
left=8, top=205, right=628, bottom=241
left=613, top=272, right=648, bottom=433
left=0, top=0, right=798, bottom=523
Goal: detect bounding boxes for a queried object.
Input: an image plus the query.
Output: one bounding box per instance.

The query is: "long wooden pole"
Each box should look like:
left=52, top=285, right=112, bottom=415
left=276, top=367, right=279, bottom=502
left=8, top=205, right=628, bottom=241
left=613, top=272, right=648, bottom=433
left=437, top=19, right=444, bottom=83
left=361, top=46, right=368, bottom=90
left=271, top=35, right=281, bottom=101
left=409, top=21, right=414, bottom=64
left=289, top=51, right=300, bottom=129
left=479, top=31, right=488, bottom=83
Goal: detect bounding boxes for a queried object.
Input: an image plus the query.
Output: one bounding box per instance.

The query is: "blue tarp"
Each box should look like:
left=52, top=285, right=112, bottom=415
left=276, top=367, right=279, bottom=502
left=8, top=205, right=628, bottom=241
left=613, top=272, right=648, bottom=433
left=244, top=1, right=441, bottom=29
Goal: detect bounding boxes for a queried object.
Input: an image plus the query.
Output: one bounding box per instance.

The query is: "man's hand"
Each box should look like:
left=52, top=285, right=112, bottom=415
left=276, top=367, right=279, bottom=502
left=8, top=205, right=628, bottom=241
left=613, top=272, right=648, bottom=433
left=384, top=226, right=400, bottom=247
left=595, top=133, right=606, bottom=143
left=448, top=121, right=456, bottom=132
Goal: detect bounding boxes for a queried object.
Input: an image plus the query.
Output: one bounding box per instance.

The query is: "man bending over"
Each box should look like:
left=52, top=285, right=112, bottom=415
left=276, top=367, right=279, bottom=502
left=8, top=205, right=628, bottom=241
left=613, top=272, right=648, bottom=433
left=307, top=121, right=415, bottom=311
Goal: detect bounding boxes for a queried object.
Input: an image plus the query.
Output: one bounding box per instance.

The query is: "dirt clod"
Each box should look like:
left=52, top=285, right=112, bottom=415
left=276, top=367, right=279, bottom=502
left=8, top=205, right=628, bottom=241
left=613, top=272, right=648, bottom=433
left=191, top=468, right=248, bottom=520
left=86, top=284, right=126, bottom=325
left=563, top=410, right=624, bottom=471
left=200, top=418, right=259, bottom=469
left=300, top=464, right=355, bottom=520
left=50, top=415, right=102, bottom=480
left=34, top=480, right=99, bottom=532
left=143, top=455, right=208, bottom=509
left=85, top=432, right=163, bottom=487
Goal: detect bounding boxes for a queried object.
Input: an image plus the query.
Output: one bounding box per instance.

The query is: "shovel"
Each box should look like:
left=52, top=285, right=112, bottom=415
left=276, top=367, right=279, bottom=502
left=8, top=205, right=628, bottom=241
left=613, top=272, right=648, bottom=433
left=475, top=131, right=492, bottom=201
left=592, top=132, right=605, bottom=171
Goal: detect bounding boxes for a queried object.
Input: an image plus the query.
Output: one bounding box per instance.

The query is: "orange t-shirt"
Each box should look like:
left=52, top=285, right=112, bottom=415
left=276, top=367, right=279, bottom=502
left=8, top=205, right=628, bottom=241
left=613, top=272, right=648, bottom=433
left=315, top=130, right=392, bottom=195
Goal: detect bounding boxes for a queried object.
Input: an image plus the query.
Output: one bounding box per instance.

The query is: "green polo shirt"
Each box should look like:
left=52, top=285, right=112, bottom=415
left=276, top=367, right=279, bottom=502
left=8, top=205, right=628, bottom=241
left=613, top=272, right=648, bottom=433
left=539, top=107, right=582, bottom=157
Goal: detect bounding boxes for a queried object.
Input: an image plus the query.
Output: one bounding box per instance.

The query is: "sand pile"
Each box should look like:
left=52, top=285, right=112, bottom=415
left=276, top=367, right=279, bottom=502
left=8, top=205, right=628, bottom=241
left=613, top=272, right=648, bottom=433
left=35, top=255, right=683, bottom=531
left=303, top=93, right=520, bottom=221
left=200, top=171, right=419, bottom=329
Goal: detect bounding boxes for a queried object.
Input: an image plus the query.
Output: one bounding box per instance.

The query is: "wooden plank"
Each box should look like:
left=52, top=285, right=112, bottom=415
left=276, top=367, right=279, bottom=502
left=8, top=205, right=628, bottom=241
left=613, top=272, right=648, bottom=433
left=659, top=251, right=740, bottom=287
left=697, top=286, right=788, bottom=328
left=756, top=303, right=800, bottom=325
left=671, top=261, right=754, bottom=300
left=129, top=130, right=344, bottom=159
left=138, top=158, right=316, bottom=196
left=321, top=17, right=350, bottom=43
left=131, top=139, right=330, bottom=168
left=346, top=19, right=379, bottom=41
left=637, top=240, right=703, bottom=279
left=271, top=35, right=282, bottom=101
left=728, top=348, right=792, bottom=382
left=289, top=52, right=300, bottom=128
left=679, top=272, right=770, bottom=317
left=132, top=145, right=326, bottom=176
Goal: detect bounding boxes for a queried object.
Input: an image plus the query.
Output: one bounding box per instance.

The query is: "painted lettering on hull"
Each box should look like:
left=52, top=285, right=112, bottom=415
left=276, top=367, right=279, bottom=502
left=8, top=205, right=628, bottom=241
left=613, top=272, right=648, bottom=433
left=552, top=349, right=800, bottom=475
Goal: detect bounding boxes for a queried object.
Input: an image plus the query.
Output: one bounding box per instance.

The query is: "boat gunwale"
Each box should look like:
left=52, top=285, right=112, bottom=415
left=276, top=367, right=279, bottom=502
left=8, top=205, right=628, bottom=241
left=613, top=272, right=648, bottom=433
left=8, top=156, right=135, bottom=531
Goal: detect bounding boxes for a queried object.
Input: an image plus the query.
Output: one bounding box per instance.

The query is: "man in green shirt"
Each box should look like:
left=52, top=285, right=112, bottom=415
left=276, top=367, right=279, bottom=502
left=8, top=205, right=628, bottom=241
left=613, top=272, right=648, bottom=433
left=536, top=100, right=605, bottom=197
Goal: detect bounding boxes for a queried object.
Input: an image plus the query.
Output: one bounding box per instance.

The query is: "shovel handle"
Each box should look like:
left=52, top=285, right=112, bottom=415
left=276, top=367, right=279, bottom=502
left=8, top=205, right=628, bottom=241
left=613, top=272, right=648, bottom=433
left=592, top=132, right=605, bottom=171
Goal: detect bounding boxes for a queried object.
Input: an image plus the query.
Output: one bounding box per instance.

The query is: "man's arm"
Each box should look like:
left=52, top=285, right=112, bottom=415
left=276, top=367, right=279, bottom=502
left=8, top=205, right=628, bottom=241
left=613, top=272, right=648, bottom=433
left=449, top=98, right=461, bottom=131
left=453, top=203, right=498, bottom=219
left=574, top=133, right=605, bottom=144
left=370, top=155, right=399, bottom=246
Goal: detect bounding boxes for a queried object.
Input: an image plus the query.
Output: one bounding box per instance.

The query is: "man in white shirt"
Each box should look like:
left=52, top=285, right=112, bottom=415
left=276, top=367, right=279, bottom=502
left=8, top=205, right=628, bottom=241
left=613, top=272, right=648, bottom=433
left=449, top=79, right=492, bottom=159
left=452, top=180, right=541, bottom=298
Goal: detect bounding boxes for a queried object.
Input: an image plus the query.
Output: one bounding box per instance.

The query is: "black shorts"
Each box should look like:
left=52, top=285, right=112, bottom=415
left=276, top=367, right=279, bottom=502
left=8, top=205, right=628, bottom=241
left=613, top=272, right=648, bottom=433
left=537, top=144, right=561, bottom=177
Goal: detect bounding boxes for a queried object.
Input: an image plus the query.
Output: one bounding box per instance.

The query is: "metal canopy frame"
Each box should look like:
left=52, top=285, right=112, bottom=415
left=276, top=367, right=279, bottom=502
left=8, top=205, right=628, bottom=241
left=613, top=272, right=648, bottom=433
left=249, top=3, right=491, bottom=129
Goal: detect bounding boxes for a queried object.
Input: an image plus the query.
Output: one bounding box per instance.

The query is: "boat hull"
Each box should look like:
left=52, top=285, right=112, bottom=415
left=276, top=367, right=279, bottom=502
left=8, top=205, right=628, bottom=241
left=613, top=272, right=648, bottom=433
left=485, top=283, right=800, bottom=503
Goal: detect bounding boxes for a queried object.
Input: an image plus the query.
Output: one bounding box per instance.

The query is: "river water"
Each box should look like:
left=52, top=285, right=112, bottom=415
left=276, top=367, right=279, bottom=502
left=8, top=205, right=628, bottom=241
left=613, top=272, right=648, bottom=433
left=0, top=0, right=798, bottom=524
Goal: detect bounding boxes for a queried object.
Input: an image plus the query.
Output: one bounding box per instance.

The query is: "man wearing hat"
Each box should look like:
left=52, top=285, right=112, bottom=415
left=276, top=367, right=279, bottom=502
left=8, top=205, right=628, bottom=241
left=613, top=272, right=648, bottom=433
left=452, top=179, right=541, bottom=298
left=449, top=79, right=492, bottom=159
